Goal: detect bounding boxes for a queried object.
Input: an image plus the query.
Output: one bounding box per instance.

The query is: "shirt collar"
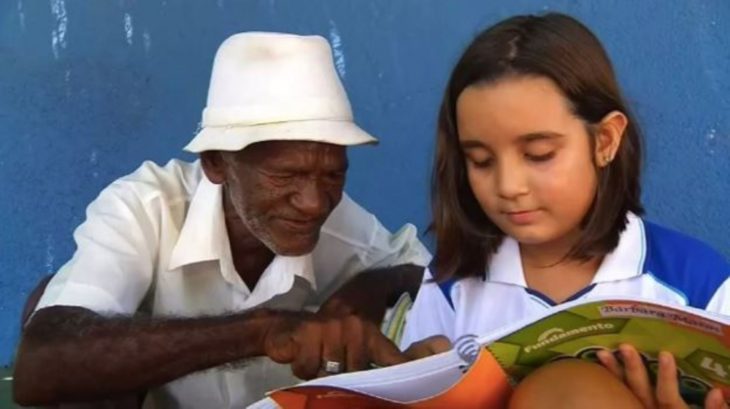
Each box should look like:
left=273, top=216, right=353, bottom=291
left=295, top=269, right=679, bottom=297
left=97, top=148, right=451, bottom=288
left=168, top=175, right=226, bottom=270
left=167, top=172, right=317, bottom=291
left=591, top=212, right=646, bottom=283
left=487, top=237, right=527, bottom=286
left=486, top=212, right=646, bottom=286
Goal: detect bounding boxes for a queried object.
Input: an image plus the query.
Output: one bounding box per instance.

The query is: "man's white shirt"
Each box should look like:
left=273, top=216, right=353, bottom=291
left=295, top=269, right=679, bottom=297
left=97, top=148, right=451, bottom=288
left=35, top=159, right=431, bottom=409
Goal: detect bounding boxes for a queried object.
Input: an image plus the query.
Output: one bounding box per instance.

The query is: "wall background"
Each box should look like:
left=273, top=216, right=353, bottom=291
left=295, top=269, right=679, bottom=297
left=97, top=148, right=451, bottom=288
left=1, top=0, right=728, bottom=366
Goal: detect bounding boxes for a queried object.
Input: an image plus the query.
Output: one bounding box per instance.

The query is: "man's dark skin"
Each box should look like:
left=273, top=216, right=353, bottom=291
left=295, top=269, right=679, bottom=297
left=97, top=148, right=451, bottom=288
left=13, top=141, right=426, bottom=406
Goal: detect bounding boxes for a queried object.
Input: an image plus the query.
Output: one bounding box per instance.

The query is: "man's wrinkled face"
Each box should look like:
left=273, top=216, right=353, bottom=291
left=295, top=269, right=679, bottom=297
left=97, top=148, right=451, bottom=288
left=222, top=141, right=348, bottom=255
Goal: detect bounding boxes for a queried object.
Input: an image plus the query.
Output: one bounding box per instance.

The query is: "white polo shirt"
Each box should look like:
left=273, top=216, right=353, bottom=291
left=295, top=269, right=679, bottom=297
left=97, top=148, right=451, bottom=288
left=401, top=213, right=730, bottom=349
left=34, top=159, right=431, bottom=409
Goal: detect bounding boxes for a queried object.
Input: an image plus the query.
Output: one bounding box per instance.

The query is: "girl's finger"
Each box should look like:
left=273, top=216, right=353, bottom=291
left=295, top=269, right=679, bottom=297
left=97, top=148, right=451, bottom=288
left=704, top=388, right=729, bottom=409
left=619, top=344, right=657, bottom=408
left=596, top=349, right=623, bottom=379
left=654, top=351, right=687, bottom=409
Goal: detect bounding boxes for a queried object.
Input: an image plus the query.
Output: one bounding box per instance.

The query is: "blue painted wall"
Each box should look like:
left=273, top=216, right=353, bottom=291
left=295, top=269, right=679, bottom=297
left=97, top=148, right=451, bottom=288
left=1, top=0, right=728, bottom=366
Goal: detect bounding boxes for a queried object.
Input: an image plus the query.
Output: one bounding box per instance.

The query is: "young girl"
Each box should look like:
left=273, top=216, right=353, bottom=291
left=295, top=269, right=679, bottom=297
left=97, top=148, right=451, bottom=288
left=400, top=13, right=730, bottom=408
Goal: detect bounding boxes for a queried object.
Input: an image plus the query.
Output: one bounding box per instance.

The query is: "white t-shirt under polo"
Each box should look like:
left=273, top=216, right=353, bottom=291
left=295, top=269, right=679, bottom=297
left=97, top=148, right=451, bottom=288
left=401, top=213, right=730, bottom=349
left=35, top=159, right=431, bottom=409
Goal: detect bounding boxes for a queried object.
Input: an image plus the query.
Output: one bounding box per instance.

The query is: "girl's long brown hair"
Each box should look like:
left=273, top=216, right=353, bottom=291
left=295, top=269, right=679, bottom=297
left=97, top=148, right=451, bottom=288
left=431, top=13, right=644, bottom=281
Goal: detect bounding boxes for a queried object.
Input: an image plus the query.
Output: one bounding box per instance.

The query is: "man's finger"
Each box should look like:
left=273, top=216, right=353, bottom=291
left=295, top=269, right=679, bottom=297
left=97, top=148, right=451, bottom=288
left=344, top=315, right=367, bottom=372
left=403, top=335, right=452, bottom=361
left=368, top=329, right=408, bottom=368
left=655, top=351, right=687, bottom=409
left=619, top=344, right=656, bottom=408
left=318, top=299, right=352, bottom=319
left=291, top=321, right=323, bottom=380
left=596, top=349, right=623, bottom=379
left=317, top=319, right=345, bottom=377
left=424, top=335, right=452, bottom=355
left=263, top=316, right=300, bottom=364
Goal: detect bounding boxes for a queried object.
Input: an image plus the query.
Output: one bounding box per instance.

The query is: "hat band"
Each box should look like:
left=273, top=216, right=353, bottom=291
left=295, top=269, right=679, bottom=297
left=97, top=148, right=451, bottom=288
left=202, top=99, right=354, bottom=127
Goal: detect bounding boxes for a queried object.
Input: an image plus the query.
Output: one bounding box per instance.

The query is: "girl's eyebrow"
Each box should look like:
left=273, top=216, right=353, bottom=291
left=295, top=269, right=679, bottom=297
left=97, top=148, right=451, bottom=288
left=460, top=131, right=565, bottom=150
left=460, top=139, right=488, bottom=150
left=518, top=132, right=566, bottom=143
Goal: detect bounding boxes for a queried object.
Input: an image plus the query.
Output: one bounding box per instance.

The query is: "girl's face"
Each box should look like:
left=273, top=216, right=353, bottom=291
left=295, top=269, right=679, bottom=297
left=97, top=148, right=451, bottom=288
left=456, top=75, right=599, bottom=248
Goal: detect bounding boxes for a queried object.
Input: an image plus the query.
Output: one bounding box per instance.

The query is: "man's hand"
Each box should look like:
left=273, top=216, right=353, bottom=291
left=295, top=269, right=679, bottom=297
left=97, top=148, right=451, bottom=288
left=402, top=335, right=452, bottom=360
left=318, top=264, right=425, bottom=324
left=597, top=344, right=728, bottom=409
left=262, top=311, right=409, bottom=379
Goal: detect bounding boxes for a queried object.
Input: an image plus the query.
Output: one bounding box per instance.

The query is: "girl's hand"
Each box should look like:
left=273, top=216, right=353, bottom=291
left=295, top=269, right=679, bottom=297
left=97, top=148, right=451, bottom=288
left=597, top=344, right=728, bottom=409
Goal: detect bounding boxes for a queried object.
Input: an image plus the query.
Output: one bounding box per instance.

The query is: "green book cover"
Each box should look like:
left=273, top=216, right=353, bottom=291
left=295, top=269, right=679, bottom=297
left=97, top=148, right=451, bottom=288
left=484, top=298, right=730, bottom=406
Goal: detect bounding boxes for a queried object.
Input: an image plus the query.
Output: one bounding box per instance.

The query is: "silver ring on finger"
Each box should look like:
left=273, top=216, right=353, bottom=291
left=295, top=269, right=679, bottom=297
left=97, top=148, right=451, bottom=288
left=323, top=360, right=343, bottom=375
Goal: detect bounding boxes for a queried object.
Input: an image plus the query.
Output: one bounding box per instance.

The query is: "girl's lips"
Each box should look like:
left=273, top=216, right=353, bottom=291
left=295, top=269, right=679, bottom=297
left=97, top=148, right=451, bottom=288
left=504, top=210, right=540, bottom=225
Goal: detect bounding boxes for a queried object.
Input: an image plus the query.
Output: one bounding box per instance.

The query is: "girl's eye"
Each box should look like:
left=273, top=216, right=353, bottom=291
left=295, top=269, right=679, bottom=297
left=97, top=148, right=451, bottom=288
left=525, top=152, right=555, bottom=162
left=469, top=157, right=493, bottom=168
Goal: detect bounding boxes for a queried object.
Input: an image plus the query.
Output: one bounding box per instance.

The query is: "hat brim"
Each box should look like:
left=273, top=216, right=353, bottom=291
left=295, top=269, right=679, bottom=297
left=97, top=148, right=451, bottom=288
left=184, top=119, right=378, bottom=153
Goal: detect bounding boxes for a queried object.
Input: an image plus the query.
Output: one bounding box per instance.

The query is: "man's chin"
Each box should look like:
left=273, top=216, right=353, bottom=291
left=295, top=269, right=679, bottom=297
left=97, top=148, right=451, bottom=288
left=266, top=235, right=319, bottom=256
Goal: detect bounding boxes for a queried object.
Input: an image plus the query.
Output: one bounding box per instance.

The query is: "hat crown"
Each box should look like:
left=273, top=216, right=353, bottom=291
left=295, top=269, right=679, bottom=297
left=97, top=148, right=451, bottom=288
left=203, top=32, right=353, bottom=127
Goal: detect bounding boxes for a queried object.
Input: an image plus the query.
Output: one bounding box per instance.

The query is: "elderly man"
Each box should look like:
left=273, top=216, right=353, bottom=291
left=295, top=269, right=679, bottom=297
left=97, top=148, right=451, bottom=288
left=13, top=32, right=430, bottom=408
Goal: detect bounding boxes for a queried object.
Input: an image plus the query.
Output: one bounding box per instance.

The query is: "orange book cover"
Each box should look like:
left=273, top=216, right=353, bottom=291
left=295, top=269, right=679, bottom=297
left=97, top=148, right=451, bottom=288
left=269, top=349, right=512, bottom=409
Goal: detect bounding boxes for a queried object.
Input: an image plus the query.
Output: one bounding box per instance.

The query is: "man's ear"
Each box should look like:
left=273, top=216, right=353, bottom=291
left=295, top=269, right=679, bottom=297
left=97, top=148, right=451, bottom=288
left=200, top=151, right=227, bottom=185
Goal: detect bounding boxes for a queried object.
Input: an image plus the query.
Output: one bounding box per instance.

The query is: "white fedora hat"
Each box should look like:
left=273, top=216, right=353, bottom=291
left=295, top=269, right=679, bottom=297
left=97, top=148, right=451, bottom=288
left=184, top=32, right=378, bottom=153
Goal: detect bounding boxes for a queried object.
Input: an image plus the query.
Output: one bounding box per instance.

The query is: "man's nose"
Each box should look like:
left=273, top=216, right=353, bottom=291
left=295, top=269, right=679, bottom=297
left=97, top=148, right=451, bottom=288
left=291, top=180, right=328, bottom=218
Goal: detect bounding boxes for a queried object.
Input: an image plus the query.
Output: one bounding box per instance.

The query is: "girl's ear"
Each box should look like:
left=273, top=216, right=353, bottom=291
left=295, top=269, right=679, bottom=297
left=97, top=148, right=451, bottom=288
left=594, top=111, right=628, bottom=168
left=200, top=151, right=228, bottom=185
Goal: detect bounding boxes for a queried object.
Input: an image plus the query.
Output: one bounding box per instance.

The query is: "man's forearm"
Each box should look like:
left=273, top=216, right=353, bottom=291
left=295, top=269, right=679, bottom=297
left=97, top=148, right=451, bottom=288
left=385, top=263, right=426, bottom=305
left=319, top=264, right=425, bottom=324
left=13, top=305, right=277, bottom=405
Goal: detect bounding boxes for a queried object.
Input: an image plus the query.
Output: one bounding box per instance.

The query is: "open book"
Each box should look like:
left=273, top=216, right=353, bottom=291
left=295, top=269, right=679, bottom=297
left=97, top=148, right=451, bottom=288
left=249, top=297, right=730, bottom=408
